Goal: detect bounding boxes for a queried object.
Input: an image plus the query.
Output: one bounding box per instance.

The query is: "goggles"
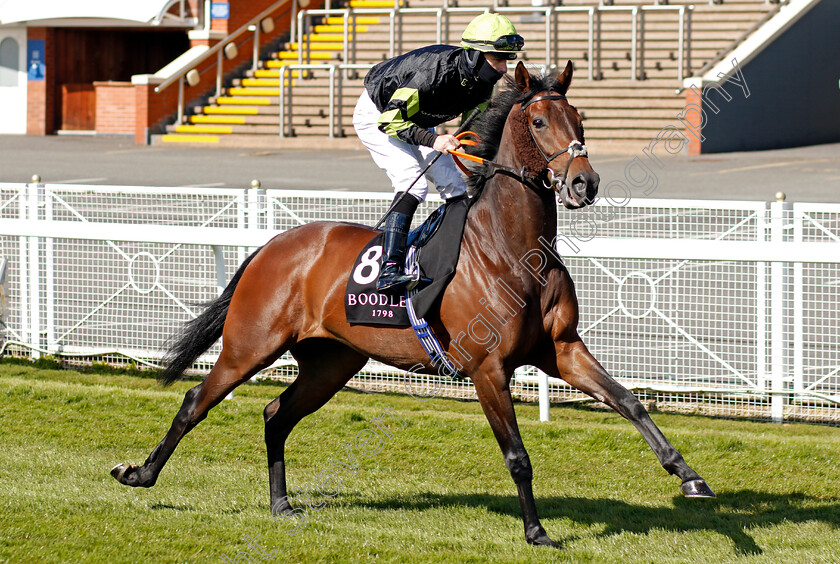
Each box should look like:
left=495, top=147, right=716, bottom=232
left=463, top=34, right=525, bottom=53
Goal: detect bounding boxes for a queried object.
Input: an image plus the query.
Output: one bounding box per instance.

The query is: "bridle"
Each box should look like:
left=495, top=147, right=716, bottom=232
left=519, top=93, right=589, bottom=191
left=450, top=91, right=589, bottom=195
left=378, top=93, right=589, bottom=230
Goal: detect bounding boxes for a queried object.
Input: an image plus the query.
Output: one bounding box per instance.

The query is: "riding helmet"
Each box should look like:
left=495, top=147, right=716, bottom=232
left=460, top=13, right=526, bottom=60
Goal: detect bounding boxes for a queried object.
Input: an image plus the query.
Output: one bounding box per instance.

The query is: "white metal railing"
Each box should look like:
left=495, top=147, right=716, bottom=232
left=1, top=181, right=838, bottom=424
left=154, top=0, right=196, bottom=25
left=496, top=0, right=772, bottom=7
left=154, top=0, right=294, bottom=124
left=148, top=0, right=695, bottom=132
left=277, top=63, right=374, bottom=137
left=295, top=4, right=693, bottom=81
left=279, top=4, right=694, bottom=136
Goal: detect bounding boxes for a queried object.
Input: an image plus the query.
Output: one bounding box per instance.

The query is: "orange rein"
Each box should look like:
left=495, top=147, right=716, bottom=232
left=448, top=131, right=485, bottom=176
left=448, top=129, right=543, bottom=192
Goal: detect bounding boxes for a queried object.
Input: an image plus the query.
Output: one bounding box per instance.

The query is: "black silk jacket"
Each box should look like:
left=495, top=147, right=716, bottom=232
left=363, top=45, right=496, bottom=147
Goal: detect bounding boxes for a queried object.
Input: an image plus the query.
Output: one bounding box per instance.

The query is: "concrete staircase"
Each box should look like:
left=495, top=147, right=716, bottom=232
left=157, top=0, right=776, bottom=151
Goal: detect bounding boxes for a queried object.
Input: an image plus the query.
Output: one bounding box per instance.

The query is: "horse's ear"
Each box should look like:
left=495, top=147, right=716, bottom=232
left=514, top=61, right=530, bottom=92
left=555, top=60, right=574, bottom=94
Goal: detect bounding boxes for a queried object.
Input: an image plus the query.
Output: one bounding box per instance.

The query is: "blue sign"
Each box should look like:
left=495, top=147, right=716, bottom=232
left=210, top=2, right=229, bottom=19
left=27, top=39, right=45, bottom=81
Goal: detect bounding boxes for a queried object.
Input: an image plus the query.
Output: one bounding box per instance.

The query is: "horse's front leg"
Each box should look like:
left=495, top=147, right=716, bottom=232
left=538, top=340, right=715, bottom=498
left=472, top=365, right=559, bottom=548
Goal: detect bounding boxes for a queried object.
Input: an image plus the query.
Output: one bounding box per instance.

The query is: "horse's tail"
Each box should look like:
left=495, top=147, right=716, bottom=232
left=158, top=248, right=261, bottom=386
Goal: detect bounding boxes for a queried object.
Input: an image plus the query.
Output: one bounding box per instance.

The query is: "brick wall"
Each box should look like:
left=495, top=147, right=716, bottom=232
left=135, top=80, right=181, bottom=144
left=211, top=1, right=230, bottom=34
left=94, top=82, right=135, bottom=134
left=228, top=0, right=281, bottom=34
left=23, top=0, right=307, bottom=142
left=26, top=28, right=56, bottom=135
left=684, top=88, right=703, bottom=156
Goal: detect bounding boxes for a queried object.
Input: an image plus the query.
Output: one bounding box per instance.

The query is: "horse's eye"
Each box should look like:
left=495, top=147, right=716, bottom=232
left=532, top=118, right=545, bottom=129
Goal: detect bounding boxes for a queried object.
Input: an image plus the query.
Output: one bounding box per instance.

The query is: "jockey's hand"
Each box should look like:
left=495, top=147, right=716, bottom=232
left=433, top=134, right=462, bottom=154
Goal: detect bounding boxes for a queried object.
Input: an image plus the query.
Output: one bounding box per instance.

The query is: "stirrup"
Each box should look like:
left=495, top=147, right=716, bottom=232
left=376, top=263, right=415, bottom=292
left=405, top=275, right=432, bottom=291
left=377, top=274, right=432, bottom=292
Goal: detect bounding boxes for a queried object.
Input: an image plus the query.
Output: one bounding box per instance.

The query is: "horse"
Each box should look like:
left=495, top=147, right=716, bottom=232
left=111, top=61, right=714, bottom=548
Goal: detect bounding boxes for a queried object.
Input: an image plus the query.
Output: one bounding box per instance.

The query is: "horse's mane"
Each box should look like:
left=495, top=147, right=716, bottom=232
left=463, top=68, right=579, bottom=193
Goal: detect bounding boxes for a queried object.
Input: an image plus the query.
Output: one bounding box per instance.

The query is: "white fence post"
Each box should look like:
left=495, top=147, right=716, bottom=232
left=18, top=181, right=29, bottom=355
left=236, top=188, right=248, bottom=265
left=769, top=198, right=790, bottom=423
left=45, top=185, right=56, bottom=353
left=792, top=204, right=804, bottom=397
left=212, top=246, right=227, bottom=297
left=27, top=177, right=44, bottom=358
left=756, top=207, right=769, bottom=402
left=0, top=257, right=7, bottom=332
left=248, top=180, right=267, bottom=233
left=247, top=180, right=268, bottom=256
left=538, top=369, right=550, bottom=422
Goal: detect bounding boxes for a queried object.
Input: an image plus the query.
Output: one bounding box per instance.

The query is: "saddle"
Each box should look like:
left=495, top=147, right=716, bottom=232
left=345, top=196, right=470, bottom=327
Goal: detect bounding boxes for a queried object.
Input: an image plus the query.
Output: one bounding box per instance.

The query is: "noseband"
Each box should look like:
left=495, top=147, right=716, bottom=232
left=520, top=94, right=588, bottom=191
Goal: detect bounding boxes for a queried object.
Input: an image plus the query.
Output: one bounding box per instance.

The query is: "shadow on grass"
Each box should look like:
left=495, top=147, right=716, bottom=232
left=148, top=502, right=246, bottom=515
left=149, top=502, right=197, bottom=511
left=354, top=490, right=840, bottom=555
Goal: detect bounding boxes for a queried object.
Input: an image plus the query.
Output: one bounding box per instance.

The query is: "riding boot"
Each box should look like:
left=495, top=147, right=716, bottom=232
left=377, top=210, right=415, bottom=292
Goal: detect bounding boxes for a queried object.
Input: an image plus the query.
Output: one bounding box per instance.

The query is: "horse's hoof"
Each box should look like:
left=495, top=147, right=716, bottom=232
left=110, top=463, right=130, bottom=483
left=110, top=463, right=154, bottom=487
left=271, top=497, right=295, bottom=516
left=526, top=528, right=561, bottom=548
left=527, top=535, right=560, bottom=548
left=681, top=479, right=715, bottom=498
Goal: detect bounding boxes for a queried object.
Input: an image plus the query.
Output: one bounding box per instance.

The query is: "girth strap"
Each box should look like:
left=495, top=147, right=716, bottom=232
left=404, top=248, right=466, bottom=380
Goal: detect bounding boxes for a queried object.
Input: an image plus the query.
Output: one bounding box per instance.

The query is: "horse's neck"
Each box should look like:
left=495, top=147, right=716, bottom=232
left=466, top=154, right=557, bottom=264
left=462, top=108, right=560, bottom=275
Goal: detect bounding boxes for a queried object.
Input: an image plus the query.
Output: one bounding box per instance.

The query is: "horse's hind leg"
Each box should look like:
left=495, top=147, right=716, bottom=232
left=111, top=331, right=292, bottom=489
left=540, top=340, right=714, bottom=498
left=263, top=340, right=368, bottom=518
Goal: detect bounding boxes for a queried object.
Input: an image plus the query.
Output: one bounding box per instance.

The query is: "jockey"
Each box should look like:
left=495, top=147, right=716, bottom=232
left=353, top=13, right=525, bottom=292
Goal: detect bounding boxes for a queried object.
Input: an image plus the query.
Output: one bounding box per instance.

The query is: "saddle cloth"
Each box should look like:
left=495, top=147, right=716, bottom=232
left=345, top=196, right=470, bottom=327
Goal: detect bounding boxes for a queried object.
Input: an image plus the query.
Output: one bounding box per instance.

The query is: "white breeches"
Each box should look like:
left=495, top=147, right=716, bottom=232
left=352, top=91, right=467, bottom=201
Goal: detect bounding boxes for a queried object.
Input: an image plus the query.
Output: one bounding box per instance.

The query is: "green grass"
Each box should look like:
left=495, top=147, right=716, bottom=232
left=1, top=360, right=839, bottom=563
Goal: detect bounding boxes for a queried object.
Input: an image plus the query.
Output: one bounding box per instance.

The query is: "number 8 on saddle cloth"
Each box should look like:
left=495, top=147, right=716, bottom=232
left=344, top=196, right=470, bottom=329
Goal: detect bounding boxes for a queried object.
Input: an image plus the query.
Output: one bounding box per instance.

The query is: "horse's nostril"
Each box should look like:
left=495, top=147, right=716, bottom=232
left=572, top=174, right=587, bottom=194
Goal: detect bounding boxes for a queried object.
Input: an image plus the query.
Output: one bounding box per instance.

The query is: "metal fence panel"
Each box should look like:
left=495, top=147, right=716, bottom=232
left=0, top=182, right=838, bottom=424
left=789, top=203, right=840, bottom=423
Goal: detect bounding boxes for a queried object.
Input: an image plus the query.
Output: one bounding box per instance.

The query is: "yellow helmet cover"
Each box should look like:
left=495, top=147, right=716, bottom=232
left=461, top=13, right=525, bottom=60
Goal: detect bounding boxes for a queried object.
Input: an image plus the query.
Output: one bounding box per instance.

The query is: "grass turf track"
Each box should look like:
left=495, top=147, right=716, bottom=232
left=1, top=359, right=839, bottom=563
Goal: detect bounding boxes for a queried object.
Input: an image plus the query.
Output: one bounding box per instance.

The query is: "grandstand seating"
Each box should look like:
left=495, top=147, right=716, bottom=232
left=159, top=0, right=778, bottom=149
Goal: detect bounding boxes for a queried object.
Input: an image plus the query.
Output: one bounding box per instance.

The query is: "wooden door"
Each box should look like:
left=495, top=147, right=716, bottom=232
left=60, top=83, right=96, bottom=130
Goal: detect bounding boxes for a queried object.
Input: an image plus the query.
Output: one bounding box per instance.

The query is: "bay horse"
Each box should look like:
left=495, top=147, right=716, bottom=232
left=112, top=61, right=714, bottom=547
